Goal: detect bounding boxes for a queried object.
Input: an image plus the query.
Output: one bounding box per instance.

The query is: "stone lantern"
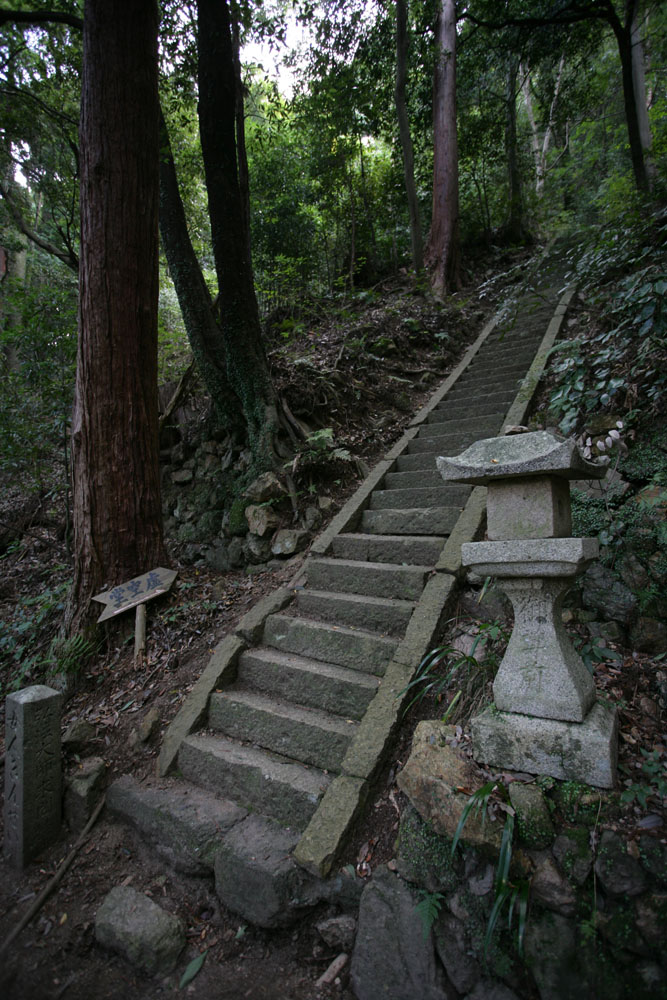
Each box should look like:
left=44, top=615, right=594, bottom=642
left=438, top=430, right=618, bottom=788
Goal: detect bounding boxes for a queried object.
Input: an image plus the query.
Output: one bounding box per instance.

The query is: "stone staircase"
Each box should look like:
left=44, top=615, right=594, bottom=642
left=108, top=255, right=576, bottom=926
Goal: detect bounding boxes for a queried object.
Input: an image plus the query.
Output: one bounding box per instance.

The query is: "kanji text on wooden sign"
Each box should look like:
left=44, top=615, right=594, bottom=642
left=92, top=567, right=178, bottom=623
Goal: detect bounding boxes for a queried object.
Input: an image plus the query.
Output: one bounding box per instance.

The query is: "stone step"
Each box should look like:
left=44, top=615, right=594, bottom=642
left=396, top=444, right=476, bottom=471
left=306, top=556, right=430, bottom=601
left=433, top=389, right=517, bottom=412
left=209, top=690, right=357, bottom=772
left=296, top=589, right=414, bottom=636
left=263, top=612, right=397, bottom=674
left=422, top=418, right=508, bottom=444
left=409, top=429, right=502, bottom=454
left=465, top=359, right=534, bottom=378
left=237, top=646, right=379, bottom=718
left=360, top=507, right=461, bottom=535
left=106, top=775, right=248, bottom=876
left=383, top=470, right=442, bottom=489
left=369, top=485, right=470, bottom=509
left=331, top=532, right=446, bottom=565
left=178, top=734, right=329, bottom=831
left=331, top=528, right=445, bottom=566
left=473, top=341, right=538, bottom=357
left=447, top=374, right=526, bottom=396
left=427, top=398, right=514, bottom=422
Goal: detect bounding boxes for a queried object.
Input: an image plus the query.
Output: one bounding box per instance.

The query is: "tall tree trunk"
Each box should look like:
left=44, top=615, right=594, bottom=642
left=521, top=57, right=564, bottom=197
left=504, top=56, right=525, bottom=242
left=68, top=0, right=164, bottom=631
left=425, top=0, right=459, bottom=298
left=630, top=4, right=655, bottom=190
left=394, top=0, right=423, bottom=275
left=608, top=1, right=650, bottom=193
left=158, top=112, right=243, bottom=432
left=197, top=0, right=279, bottom=466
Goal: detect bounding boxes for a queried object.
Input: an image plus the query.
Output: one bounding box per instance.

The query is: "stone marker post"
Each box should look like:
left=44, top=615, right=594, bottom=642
left=4, top=685, right=63, bottom=868
left=438, top=431, right=618, bottom=788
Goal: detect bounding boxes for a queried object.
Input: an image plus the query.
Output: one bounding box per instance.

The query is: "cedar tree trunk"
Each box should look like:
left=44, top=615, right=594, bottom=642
left=395, top=0, right=424, bottom=275
left=68, top=0, right=164, bottom=630
left=197, top=0, right=280, bottom=465
left=158, top=112, right=243, bottom=432
left=425, top=0, right=459, bottom=298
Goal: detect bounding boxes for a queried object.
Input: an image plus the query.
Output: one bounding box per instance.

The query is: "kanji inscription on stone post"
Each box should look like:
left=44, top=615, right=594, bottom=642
left=4, top=685, right=63, bottom=869
left=92, top=567, right=177, bottom=623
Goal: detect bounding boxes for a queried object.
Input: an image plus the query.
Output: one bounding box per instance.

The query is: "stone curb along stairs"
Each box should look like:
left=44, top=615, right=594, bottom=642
left=107, top=257, right=577, bottom=929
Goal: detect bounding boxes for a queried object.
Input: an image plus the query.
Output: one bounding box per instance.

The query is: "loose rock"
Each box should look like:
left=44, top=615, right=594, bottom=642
left=95, top=886, right=185, bottom=975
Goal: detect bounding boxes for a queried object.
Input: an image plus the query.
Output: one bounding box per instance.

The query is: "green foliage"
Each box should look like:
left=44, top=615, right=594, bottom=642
left=573, top=634, right=622, bottom=675
left=620, top=750, right=667, bottom=809
left=0, top=576, right=95, bottom=695
left=549, top=211, right=667, bottom=435
left=0, top=273, right=78, bottom=488
left=179, top=949, right=208, bottom=989
left=414, top=889, right=444, bottom=940
left=289, top=427, right=353, bottom=486
left=450, top=782, right=529, bottom=959
left=402, top=620, right=509, bottom=715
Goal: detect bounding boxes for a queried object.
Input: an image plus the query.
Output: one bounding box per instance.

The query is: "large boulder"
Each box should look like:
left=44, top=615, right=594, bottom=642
left=350, top=867, right=449, bottom=1000
left=397, top=721, right=504, bottom=851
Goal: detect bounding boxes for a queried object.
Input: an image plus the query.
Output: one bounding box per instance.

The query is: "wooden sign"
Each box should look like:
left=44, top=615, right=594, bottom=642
left=92, top=567, right=178, bottom=623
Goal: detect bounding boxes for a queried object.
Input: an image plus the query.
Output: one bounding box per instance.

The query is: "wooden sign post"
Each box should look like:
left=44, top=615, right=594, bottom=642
left=92, top=567, right=178, bottom=663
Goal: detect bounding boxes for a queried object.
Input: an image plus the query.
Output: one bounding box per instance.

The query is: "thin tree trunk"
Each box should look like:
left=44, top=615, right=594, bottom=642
left=394, top=0, right=423, bottom=274
left=630, top=5, right=655, bottom=189
left=608, top=1, right=650, bottom=193
left=425, top=0, right=459, bottom=298
left=68, top=0, right=164, bottom=631
left=505, top=56, right=525, bottom=242
left=197, top=0, right=279, bottom=465
left=158, top=112, right=243, bottom=431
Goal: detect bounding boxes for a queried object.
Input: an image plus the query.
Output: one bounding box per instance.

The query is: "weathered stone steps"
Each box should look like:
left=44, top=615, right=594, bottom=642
left=369, top=485, right=470, bottom=509
left=306, top=556, right=431, bottom=600
left=295, top=589, right=414, bottom=635
left=331, top=531, right=446, bottom=565
left=360, top=506, right=462, bottom=535
left=209, top=690, right=357, bottom=771
left=263, top=612, right=397, bottom=673
left=109, top=251, right=576, bottom=918
left=237, top=646, right=379, bottom=717
left=178, top=733, right=329, bottom=830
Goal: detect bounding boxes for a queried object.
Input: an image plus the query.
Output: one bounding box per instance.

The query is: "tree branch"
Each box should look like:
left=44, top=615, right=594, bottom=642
left=0, top=9, right=83, bottom=30
left=0, top=178, right=78, bottom=271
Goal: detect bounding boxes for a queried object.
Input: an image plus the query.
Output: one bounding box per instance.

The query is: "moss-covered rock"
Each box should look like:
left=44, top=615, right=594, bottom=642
left=509, top=782, right=554, bottom=849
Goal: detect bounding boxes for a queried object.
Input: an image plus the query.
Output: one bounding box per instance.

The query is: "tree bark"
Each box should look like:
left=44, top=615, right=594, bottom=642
left=504, top=56, right=525, bottom=242
left=395, top=0, right=424, bottom=275
left=425, top=0, right=459, bottom=298
left=158, top=112, right=243, bottom=431
left=197, top=0, right=279, bottom=465
left=68, top=0, right=164, bottom=631
left=630, top=4, right=655, bottom=189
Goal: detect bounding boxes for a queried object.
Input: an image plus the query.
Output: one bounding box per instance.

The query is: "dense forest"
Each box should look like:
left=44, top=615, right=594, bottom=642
left=0, top=0, right=665, bottom=664
left=1, top=3, right=666, bottom=996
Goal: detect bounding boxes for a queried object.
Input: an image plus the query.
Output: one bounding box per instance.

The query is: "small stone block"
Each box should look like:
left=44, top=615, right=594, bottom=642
left=214, top=814, right=318, bottom=928
left=471, top=700, right=618, bottom=789
left=95, top=886, right=185, bottom=975
left=487, top=475, right=572, bottom=540
left=294, top=775, right=369, bottom=877
left=4, top=685, right=62, bottom=868
left=508, top=782, right=554, bottom=849
left=64, top=757, right=106, bottom=831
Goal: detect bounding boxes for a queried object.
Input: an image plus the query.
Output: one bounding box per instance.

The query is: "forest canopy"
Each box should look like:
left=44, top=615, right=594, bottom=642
left=0, top=0, right=665, bottom=628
